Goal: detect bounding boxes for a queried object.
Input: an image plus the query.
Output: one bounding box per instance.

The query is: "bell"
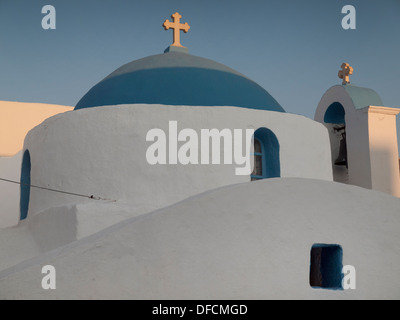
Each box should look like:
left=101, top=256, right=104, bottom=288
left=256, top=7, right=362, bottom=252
left=334, top=134, right=347, bottom=167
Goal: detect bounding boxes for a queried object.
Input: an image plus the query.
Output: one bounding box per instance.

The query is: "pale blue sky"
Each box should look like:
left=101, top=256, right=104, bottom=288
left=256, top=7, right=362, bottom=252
left=0, top=0, right=399, bottom=148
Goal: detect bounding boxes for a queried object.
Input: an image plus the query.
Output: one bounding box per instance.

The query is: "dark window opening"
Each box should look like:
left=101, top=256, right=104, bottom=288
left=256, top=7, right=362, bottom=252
left=250, top=128, right=280, bottom=181
left=20, top=150, right=31, bottom=220
left=251, top=139, right=263, bottom=180
left=324, top=102, right=349, bottom=182
left=310, top=244, right=343, bottom=290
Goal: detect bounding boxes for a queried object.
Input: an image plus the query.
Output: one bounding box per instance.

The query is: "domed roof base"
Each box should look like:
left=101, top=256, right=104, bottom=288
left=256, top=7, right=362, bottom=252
left=75, top=51, right=285, bottom=113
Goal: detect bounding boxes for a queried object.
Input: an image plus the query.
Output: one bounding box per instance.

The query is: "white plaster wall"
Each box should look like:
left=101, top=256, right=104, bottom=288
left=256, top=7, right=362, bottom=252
left=23, top=104, right=332, bottom=218
left=368, top=109, right=400, bottom=197
left=1, top=178, right=400, bottom=300
left=0, top=152, right=22, bottom=228
left=0, top=201, right=141, bottom=273
left=315, top=86, right=372, bottom=189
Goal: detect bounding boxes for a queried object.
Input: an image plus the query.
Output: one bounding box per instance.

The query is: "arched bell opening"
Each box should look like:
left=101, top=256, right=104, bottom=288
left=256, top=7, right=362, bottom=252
left=324, top=102, right=348, bottom=183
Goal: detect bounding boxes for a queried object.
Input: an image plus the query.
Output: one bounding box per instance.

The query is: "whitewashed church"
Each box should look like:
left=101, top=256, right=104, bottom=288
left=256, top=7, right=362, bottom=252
left=1, top=13, right=400, bottom=299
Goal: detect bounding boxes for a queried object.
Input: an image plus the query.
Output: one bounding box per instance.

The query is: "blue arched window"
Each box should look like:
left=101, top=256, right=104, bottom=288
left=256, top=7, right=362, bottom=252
left=20, top=150, right=31, bottom=220
left=251, top=128, right=280, bottom=180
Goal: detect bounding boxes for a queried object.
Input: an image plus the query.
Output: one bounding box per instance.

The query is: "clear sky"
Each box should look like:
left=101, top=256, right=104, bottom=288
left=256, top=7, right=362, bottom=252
left=1, top=0, right=399, bottom=148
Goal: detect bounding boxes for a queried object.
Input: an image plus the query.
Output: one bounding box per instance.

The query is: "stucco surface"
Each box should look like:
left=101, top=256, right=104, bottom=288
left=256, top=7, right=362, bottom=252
left=368, top=109, right=400, bottom=197
left=0, top=201, right=138, bottom=272
left=0, top=152, right=22, bottom=228
left=23, top=104, right=332, bottom=218
left=1, top=178, right=399, bottom=300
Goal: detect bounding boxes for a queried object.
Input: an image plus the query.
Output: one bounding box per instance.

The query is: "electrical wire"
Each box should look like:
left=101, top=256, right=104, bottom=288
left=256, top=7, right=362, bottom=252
left=0, top=177, right=115, bottom=202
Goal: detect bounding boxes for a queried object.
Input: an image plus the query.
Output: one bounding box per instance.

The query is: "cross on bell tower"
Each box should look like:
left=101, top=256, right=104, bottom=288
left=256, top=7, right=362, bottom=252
left=338, top=63, right=354, bottom=85
left=163, top=12, right=190, bottom=49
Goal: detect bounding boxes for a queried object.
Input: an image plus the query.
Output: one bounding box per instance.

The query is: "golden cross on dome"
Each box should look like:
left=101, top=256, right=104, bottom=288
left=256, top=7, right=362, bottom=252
left=163, top=12, right=190, bottom=48
left=338, top=63, right=354, bottom=85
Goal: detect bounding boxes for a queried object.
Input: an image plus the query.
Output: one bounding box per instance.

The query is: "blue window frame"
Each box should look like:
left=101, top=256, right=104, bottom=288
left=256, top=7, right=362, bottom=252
left=251, top=128, right=280, bottom=181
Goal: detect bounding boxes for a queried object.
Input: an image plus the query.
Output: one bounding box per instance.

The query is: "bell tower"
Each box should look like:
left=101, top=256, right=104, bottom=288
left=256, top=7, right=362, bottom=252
left=315, top=63, right=400, bottom=197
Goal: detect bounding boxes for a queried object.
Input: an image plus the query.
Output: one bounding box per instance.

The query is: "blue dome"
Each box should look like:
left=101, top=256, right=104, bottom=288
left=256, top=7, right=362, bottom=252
left=75, top=51, right=285, bottom=112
